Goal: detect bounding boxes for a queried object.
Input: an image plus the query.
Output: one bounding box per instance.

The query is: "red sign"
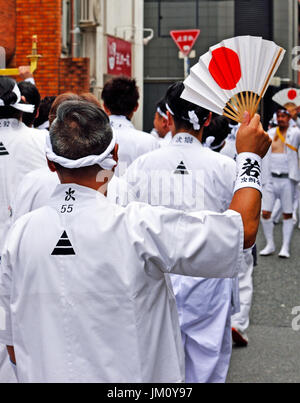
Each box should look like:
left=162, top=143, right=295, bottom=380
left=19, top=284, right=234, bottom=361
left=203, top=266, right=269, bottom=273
left=170, top=29, right=200, bottom=56
left=107, top=35, right=132, bottom=77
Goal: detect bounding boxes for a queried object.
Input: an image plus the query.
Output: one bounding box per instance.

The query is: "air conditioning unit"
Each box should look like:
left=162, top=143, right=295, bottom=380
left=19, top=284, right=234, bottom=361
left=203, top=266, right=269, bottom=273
left=79, top=0, right=100, bottom=28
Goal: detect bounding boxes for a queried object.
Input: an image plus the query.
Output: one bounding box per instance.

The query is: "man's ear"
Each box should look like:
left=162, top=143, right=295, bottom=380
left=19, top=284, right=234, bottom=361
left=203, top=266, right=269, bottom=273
left=47, top=158, right=57, bottom=172
left=103, top=103, right=111, bottom=116
left=167, top=111, right=175, bottom=131
left=203, top=112, right=212, bottom=127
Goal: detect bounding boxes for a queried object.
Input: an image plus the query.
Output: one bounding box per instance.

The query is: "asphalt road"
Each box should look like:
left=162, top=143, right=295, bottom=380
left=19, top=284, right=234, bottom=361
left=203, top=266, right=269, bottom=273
left=227, top=220, right=300, bottom=383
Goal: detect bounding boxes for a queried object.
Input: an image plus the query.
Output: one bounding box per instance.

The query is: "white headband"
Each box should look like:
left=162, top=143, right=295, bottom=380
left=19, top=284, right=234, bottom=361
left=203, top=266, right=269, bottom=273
left=0, top=84, right=35, bottom=113
left=45, top=131, right=117, bottom=170
left=157, top=107, right=168, bottom=120
left=204, top=135, right=226, bottom=150
left=166, top=103, right=204, bottom=130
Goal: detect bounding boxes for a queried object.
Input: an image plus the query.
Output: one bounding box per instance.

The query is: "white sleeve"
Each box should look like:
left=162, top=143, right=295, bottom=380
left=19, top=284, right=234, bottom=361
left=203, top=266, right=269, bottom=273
left=0, top=242, right=13, bottom=345
left=128, top=203, right=244, bottom=279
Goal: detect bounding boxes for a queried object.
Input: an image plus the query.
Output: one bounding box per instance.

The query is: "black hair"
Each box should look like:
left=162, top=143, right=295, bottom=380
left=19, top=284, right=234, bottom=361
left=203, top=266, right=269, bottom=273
left=0, top=77, right=22, bottom=120
left=101, top=76, right=139, bottom=117
left=18, top=81, right=41, bottom=127
left=156, top=97, right=167, bottom=115
left=202, top=115, right=231, bottom=152
left=165, top=81, right=210, bottom=132
left=34, top=96, right=56, bottom=129
left=50, top=100, right=113, bottom=162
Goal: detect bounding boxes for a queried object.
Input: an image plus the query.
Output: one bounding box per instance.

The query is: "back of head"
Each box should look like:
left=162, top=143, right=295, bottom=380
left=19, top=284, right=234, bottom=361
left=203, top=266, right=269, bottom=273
left=50, top=100, right=113, bottom=166
left=80, top=92, right=102, bottom=109
left=34, top=96, right=56, bottom=129
left=156, top=97, right=168, bottom=119
left=202, top=115, right=230, bottom=152
left=101, top=76, right=139, bottom=117
left=0, top=76, right=23, bottom=120
left=18, top=81, right=41, bottom=127
left=165, top=81, right=210, bottom=132
left=49, top=93, right=81, bottom=126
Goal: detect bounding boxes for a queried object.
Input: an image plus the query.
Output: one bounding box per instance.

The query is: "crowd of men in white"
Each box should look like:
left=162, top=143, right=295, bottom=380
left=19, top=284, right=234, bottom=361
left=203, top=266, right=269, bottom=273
left=0, top=72, right=297, bottom=383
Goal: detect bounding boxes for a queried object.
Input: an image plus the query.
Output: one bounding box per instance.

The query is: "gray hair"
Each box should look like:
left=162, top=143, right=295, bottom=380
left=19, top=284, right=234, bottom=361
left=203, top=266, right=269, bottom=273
left=50, top=100, right=113, bottom=160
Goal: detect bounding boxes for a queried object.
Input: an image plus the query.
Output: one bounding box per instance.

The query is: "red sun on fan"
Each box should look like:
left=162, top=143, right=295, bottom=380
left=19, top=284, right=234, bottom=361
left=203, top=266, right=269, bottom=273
left=208, top=47, right=242, bottom=91
left=288, top=89, right=297, bottom=100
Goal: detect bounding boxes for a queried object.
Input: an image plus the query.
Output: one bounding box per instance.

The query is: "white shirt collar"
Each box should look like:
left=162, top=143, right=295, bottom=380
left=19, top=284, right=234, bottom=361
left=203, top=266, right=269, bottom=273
left=171, top=132, right=203, bottom=146
left=109, top=115, right=135, bottom=129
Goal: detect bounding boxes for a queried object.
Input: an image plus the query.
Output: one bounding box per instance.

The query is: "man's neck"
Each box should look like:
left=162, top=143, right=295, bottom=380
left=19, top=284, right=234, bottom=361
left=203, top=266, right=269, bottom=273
left=173, top=128, right=204, bottom=142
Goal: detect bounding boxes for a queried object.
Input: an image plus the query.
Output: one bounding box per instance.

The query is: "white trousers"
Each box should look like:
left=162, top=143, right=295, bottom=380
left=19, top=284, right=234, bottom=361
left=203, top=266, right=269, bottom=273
left=231, top=250, right=254, bottom=332
left=170, top=276, right=233, bottom=383
left=262, top=177, right=296, bottom=214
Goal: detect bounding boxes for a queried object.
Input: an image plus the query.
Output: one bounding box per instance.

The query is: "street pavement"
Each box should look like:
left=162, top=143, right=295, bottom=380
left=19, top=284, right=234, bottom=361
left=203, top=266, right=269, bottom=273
left=227, top=220, right=300, bottom=383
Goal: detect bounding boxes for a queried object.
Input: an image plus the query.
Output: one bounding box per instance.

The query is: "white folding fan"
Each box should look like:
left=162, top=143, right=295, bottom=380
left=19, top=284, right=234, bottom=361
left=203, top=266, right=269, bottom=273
left=272, top=88, right=300, bottom=108
left=181, top=36, right=285, bottom=123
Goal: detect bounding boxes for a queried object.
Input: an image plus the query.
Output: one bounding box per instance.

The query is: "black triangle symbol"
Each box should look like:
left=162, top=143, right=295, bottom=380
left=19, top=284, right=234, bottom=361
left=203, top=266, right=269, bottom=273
left=51, top=231, right=76, bottom=255
left=0, top=142, right=9, bottom=156
left=174, top=161, right=189, bottom=175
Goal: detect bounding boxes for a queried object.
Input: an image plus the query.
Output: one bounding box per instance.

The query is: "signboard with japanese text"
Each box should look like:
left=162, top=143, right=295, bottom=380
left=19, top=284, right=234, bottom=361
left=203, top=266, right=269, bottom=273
left=107, top=35, right=132, bottom=77
left=170, top=29, right=200, bottom=57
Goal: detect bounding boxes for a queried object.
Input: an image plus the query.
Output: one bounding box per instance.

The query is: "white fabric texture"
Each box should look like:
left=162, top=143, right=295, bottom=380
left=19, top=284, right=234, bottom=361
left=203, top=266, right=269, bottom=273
left=0, top=118, right=47, bottom=383
left=0, top=183, right=243, bottom=383
left=123, top=132, right=240, bottom=383
left=0, top=119, right=47, bottom=252
left=262, top=178, right=296, bottom=214
left=109, top=115, right=159, bottom=176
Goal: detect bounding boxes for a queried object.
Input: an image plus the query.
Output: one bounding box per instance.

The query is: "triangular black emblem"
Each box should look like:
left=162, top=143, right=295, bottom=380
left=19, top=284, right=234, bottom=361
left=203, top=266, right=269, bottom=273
left=174, top=161, right=189, bottom=175
left=51, top=231, right=76, bottom=255
left=0, top=142, right=9, bottom=156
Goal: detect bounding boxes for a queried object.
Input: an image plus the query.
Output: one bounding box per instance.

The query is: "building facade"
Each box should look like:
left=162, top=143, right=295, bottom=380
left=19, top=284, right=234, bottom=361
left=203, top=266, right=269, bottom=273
left=73, top=0, right=145, bottom=128
left=0, top=0, right=146, bottom=128
left=144, top=0, right=300, bottom=131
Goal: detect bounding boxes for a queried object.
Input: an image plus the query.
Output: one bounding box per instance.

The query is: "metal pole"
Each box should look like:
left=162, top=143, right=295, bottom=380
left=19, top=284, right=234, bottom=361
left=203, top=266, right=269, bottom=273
left=184, top=55, right=190, bottom=78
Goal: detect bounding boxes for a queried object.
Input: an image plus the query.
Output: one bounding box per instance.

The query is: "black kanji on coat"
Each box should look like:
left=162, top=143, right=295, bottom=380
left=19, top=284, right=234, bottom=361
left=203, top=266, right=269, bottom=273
left=51, top=231, right=76, bottom=255
left=240, top=159, right=261, bottom=179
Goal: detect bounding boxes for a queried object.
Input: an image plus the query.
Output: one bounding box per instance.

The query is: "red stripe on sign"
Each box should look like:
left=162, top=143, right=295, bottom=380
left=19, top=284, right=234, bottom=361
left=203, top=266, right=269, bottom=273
left=208, top=47, right=242, bottom=90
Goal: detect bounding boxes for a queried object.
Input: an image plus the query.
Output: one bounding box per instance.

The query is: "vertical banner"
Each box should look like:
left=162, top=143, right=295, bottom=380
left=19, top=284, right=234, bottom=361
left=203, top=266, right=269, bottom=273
left=107, top=35, right=132, bottom=77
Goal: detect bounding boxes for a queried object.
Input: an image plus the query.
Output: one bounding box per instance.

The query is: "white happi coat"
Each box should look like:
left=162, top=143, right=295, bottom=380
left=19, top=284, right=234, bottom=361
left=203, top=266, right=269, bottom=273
left=0, top=119, right=47, bottom=251
left=109, top=115, right=159, bottom=176
left=121, top=132, right=240, bottom=382
left=220, top=123, right=239, bottom=161
left=0, top=183, right=244, bottom=383
left=12, top=168, right=133, bottom=222
left=0, top=118, right=47, bottom=383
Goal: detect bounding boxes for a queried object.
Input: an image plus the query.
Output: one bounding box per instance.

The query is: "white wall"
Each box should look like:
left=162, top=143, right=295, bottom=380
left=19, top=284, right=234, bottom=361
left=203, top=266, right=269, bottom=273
left=81, top=0, right=145, bottom=130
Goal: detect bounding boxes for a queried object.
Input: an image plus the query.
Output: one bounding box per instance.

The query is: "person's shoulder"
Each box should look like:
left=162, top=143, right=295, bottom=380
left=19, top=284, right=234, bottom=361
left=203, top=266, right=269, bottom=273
left=201, top=148, right=237, bottom=175
left=10, top=204, right=51, bottom=234
left=126, top=143, right=171, bottom=170
left=211, top=150, right=236, bottom=168
left=132, top=128, right=160, bottom=146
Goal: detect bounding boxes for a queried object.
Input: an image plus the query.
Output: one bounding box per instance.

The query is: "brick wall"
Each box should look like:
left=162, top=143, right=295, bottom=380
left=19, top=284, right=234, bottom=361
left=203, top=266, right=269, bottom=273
left=0, top=0, right=16, bottom=66
left=59, top=57, right=90, bottom=94
left=13, top=0, right=90, bottom=97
